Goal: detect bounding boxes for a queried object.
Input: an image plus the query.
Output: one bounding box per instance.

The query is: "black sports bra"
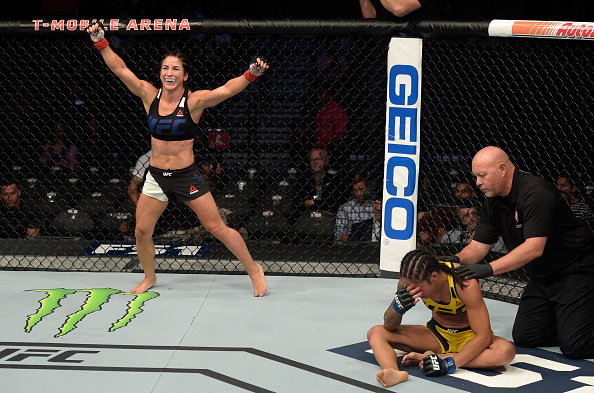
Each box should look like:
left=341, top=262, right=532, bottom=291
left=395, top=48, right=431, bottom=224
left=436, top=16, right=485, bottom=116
left=147, top=88, right=198, bottom=141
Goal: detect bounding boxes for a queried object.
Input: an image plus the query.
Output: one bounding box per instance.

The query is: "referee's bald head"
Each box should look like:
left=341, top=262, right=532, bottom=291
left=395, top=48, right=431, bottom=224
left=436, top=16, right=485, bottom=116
left=472, top=146, right=515, bottom=198
left=473, top=146, right=510, bottom=167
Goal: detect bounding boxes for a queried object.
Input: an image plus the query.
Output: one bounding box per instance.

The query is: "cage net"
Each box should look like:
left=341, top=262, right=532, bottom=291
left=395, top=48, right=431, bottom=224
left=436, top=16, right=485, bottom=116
left=420, top=36, right=594, bottom=302
left=0, top=26, right=592, bottom=303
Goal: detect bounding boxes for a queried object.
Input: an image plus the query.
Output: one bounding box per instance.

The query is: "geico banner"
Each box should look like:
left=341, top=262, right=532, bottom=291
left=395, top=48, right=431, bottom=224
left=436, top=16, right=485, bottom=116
left=380, top=37, right=422, bottom=272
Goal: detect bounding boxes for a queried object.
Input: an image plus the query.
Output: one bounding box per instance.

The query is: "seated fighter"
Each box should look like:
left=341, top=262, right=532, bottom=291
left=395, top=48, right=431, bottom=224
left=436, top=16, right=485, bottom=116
left=367, top=250, right=515, bottom=387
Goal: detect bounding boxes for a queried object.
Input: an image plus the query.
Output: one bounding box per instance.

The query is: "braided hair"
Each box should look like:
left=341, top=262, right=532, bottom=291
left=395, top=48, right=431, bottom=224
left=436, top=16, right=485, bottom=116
left=400, top=250, right=468, bottom=289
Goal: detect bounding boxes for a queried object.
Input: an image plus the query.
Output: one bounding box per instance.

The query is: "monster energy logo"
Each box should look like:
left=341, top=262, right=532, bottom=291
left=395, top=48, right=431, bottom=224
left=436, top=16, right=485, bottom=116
left=25, top=288, right=159, bottom=337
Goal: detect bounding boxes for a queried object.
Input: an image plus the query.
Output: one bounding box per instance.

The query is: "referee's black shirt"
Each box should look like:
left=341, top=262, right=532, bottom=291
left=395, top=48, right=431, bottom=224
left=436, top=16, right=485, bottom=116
left=473, top=170, right=594, bottom=281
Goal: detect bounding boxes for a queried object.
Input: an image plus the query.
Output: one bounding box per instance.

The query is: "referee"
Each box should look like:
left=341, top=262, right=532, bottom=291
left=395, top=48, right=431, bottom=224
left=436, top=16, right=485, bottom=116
left=444, top=146, right=594, bottom=359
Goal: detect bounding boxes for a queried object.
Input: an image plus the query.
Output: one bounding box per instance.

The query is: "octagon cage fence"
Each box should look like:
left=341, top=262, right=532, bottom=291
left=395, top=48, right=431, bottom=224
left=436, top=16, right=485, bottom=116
left=1, top=19, right=593, bottom=304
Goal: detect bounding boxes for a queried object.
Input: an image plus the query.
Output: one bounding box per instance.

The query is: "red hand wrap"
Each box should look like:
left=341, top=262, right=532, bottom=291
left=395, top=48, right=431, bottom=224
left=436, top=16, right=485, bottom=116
left=94, top=39, right=109, bottom=51
left=243, top=70, right=258, bottom=83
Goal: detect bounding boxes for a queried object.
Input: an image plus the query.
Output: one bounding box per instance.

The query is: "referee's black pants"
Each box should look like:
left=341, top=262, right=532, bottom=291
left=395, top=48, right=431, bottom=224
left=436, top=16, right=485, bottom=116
left=512, top=250, right=594, bottom=359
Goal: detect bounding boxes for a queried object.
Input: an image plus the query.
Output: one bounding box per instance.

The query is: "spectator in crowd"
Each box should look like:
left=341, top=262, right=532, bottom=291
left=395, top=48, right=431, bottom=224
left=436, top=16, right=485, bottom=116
left=0, top=178, right=43, bottom=239
left=555, top=175, right=594, bottom=222
left=349, top=181, right=382, bottom=242
left=40, top=120, right=78, bottom=174
left=452, top=180, right=478, bottom=201
left=367, top=250, right=515, bottom=388
left=417, top=209, right=456, bottom=246
left=451, top=146, right=594, bottom=359
left=128, top=150, right=152, bottom=208
left=439, top=202, right=477, bottom=245
left=335, top=174, right=375, bottom=241
left=417, top=180, right=478, bottom=246
left=439, top=202, right=505, bottom=253
left=87, top=22, right=267, bottom=296
left=314, top=85, right=348, bottom=153
left=291, top=85, right=349, bottom=168
left=359, top=0, right=436, bottom=20
left=294, top=148, right=348, bottom=218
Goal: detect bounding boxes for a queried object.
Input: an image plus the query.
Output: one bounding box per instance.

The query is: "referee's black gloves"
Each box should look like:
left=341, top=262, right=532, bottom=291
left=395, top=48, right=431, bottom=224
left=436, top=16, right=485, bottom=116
left=455, top=263, right=493, bottom=280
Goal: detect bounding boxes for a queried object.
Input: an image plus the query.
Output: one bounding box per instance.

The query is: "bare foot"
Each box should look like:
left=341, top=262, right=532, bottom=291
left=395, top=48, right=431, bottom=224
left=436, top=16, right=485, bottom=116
left=376, top=369, right=408, bottom=387
left=247, top=263, right=267, bottom=297
left=402, top=351, right=426, bottom=367
left=130, top=277, right=157, bottom=294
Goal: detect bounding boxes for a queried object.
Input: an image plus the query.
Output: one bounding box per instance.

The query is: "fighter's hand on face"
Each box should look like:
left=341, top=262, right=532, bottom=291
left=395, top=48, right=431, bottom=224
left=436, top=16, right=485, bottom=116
left=248, top=57, right=269, bottom=77
left=392, top=284, right=421, bottom=315
left=455, top=263, right=493, bottom=279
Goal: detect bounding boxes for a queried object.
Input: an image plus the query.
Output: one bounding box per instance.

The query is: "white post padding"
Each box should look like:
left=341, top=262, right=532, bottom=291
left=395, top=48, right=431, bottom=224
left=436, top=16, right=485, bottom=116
left=379, top=37, right=423, bottom=273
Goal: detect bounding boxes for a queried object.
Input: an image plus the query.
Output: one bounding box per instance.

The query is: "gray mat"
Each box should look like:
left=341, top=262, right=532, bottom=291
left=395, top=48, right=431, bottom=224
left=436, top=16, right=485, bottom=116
left=0, top=271, right=591, bottom=393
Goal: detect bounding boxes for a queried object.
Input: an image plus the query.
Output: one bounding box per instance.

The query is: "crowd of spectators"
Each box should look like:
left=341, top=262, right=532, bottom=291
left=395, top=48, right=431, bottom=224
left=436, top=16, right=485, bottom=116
left=4, top=126, right=592, bottom=249
left=2, top=79, right=593, bottom=246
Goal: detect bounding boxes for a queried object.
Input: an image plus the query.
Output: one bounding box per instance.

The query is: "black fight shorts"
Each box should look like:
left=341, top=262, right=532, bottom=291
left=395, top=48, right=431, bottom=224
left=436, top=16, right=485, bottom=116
left=143, top=163, right=210, bottom=203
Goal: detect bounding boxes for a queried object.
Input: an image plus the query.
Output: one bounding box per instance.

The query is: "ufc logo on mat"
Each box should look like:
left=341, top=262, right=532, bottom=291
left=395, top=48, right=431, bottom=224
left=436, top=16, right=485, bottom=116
left=0, top=347, right=99, bottom=363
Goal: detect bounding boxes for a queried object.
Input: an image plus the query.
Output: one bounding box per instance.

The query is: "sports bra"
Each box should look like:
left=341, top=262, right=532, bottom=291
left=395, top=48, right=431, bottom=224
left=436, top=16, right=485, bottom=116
left=422, top=261, right=467, bottom=315
left=147, top=88, right=198, bottom=141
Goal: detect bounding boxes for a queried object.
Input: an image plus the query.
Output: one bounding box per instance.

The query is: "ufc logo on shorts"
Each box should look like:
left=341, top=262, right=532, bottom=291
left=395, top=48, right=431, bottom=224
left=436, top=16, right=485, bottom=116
left=163, top=172, right=172, bottom=176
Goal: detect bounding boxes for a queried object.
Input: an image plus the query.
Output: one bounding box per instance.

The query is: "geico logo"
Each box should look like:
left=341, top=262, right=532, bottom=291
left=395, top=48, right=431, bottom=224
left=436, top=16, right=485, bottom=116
left=387, top=65, right=419, bottom=142
left=384, top=64, right=419, bottom=241
left=0, top=348, right=99, bottom=363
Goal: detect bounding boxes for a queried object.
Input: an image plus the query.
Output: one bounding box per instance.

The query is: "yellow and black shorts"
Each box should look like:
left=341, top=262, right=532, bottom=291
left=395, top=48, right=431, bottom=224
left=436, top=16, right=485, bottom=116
left=425, top=318, right=493, bottom=354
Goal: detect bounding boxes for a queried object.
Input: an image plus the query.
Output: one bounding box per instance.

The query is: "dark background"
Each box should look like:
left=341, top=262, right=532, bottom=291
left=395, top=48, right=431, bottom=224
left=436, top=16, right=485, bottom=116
left=4, top=0, right=594, bottom=22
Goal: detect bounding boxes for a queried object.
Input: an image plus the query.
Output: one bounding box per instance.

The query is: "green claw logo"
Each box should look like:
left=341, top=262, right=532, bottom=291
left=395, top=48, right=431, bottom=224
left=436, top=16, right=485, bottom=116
left=25, top=288, right=159, bottom=337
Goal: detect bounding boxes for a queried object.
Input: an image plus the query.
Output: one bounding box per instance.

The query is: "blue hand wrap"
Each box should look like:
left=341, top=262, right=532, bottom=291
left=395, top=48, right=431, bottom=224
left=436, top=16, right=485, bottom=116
left=392, top=300, right=405, bottom=315
left=392, top=288, right=415, bottom=315
left=443, top=357, right=456, bottom=374
left=391, top=288, right=415, bottom=315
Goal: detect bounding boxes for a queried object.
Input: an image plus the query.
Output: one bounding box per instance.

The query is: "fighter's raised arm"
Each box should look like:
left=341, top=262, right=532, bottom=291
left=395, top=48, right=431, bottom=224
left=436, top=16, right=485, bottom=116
left=189, top=57, right=269, bottom=112
left=86, top=22, right=157, bottom=111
